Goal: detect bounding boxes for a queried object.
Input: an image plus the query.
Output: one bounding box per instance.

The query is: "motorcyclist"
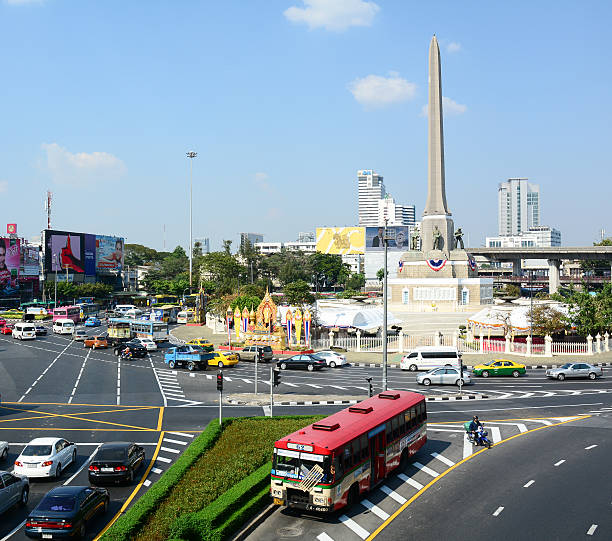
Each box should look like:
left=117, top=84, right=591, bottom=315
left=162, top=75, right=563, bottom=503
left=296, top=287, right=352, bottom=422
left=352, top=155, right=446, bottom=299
left=469, top=415, right=483, bottom=443
left=122, top=346, right=133, bottom=359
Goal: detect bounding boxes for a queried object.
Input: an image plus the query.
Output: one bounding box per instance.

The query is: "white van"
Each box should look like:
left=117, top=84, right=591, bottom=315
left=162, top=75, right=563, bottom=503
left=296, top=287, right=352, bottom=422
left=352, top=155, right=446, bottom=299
left=53, top=319, right=75, bottom=335
left=12, top=322, right=37, bottom=340
left=400, top=346, right=462, bottom=371
left=124, top=308, right=143, bottom=319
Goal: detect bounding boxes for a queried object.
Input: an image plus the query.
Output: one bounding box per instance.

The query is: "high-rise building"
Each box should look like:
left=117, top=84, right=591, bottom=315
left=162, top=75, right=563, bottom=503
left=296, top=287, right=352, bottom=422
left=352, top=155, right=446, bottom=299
left=377, top=195, right=415, bottom=226
left=240, top=232, right=263, bottom=251
left=498, top=178, right=540, bottom=236
left=297, top=231, right=315, bottom=243
left=358, top=170, right=386, bottom=226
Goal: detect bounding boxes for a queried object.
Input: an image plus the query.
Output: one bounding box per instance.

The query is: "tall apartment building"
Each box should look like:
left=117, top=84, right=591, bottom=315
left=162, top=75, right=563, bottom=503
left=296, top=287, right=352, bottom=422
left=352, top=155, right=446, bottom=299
left=240, top=232, right=263, bottom=250
left=358, top=170, right=386, bottom=226
left=377, top=195, right=416, bottom=226
left=498, top=178, right=540, bottom=236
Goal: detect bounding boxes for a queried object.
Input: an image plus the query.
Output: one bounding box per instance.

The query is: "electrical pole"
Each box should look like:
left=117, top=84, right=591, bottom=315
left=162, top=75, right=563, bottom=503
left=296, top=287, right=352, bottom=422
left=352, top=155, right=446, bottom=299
left=186, top=151, right=197, bottom=294
left=382, top=217, right=389, bottom=391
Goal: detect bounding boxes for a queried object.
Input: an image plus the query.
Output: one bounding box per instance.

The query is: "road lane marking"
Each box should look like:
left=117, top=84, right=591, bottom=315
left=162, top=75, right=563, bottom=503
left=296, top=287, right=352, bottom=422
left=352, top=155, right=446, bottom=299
left=94, top=431, right=165, bottom=540
left=554, top=459, right=565, bottom=466
left=339, top=515, right=369, bottom=539
left=117, top=357, right=121, bottom=405
left=317, top=534, right=334, bottom=541
left=365, top=416, right=588, bottom=541
left=65, top=444, right=101, bottom=484
left=586, top=525, right=598, bottom=536
left=487, top=422, right=528, bottom=433
left=492, top=506, right=504, bottom=516
left=151, top=357, right=168, bottom=407
left=168, top=431, right=194, bottom=438
left=380, top=485, right=407, bottom=504
left=156, top=455, right=172, bottom=463
left=430, top=452, right=455, bottom=467
left=361, top=498, right=390, bottom=520
left=160, top=446, right=180, bottom=454
left=305, top=383, right=323, bottom=389
left=398, top=473, right=423, bottom=490
left=143, top=479, right=151, bottom=487
left=163, top=438, right=187, bottom=445
left=463, top=435, right=473, bottom=459
left=490, top=426, right=501, bottom=443
left=429, top=403, right=603, bottom=414
left=585, top=444, right=598, bottom=450
left=413, top=462, right=439, bottom=477
left=530, top=419, right=553, bottom=425
left=151, top=467, right=163, bottom=474
left=18, top=341, right=73, bottom=402
left=69, top=348, right=92, bottom=404
left=523, top=480, right=535, bottom=488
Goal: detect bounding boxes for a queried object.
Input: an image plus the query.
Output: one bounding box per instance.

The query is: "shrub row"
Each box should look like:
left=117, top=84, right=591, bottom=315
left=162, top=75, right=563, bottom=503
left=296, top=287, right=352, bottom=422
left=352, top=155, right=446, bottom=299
left=101, top=419, right=223, bottom=541
left=168, top=461, right=272, bottom=541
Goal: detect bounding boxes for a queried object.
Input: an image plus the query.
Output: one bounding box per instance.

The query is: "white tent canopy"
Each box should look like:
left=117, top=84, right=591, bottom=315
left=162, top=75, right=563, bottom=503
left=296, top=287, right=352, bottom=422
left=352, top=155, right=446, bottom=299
left=314, top=302, right=401, bottom=332
left=467, top=301, right=568, bottom=332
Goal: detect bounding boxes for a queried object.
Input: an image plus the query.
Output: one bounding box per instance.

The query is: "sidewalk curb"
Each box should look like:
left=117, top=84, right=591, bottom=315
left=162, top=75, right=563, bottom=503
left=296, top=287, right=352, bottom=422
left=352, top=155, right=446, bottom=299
left=228, top=394, right=488, bottom=406
left=232, top=502, right=277, bottom=541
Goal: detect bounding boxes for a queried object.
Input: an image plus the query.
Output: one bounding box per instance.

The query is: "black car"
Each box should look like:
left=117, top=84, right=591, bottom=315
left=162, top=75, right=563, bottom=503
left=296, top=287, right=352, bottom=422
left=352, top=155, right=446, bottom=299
left=34, top=325, right=47, bottom=336
left=25, top=485, right=109, bottom=539
left=113, top=341, right=147, bottom=358
left=88, top=442, right=145, bottom=485
left=277, top=353, right=327, bottom=371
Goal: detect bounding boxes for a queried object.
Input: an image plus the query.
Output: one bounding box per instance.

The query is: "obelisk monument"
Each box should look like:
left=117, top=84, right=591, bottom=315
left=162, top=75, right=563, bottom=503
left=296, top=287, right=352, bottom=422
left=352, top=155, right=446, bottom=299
left=421, top=35, right=454, bottom=253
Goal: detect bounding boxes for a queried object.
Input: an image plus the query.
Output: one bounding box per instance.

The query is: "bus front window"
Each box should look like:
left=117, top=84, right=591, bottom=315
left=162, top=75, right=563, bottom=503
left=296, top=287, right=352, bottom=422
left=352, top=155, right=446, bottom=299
left=274, top=454, right=299, bottom=479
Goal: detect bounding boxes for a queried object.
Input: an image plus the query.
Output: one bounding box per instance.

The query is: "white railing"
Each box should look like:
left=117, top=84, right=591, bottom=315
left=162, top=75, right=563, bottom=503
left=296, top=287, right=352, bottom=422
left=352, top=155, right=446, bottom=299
left=551, top=342, right=588, bottom=355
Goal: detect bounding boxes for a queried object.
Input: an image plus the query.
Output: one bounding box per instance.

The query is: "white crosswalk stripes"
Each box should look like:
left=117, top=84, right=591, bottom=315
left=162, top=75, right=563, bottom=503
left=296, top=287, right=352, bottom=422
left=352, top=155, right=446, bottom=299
left=398, top=472, right=423, bottom=490
left=380, top=485, right=407, bottom=504
left=338, top=515, right=369, bottom=539
left=431, top=452, right=455, bottom=467
left=142, top=432, right=194, bottom=489
left=361, top=499, right=389, bottom=520
left=413, top=461, right=439, bottom=478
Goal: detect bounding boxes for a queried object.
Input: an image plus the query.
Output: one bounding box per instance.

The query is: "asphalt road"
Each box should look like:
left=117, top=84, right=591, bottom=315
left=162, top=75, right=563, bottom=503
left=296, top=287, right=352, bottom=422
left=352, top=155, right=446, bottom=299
left=1, top=321, right=610, bottom=540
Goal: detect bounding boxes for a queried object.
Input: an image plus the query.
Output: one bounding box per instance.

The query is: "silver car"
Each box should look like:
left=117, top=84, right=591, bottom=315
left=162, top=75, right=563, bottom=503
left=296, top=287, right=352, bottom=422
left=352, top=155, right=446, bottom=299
left=417, top=367, right=471, bottom=386
left=546, top=362, right=603, bottom=381
left=73, top=328, right=88, bottom=341
left=0, top=470, right=29, bottom=515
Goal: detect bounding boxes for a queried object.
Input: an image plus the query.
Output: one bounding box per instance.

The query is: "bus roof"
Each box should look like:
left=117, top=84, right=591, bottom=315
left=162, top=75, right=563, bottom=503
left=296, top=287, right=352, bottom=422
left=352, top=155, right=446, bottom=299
left=275, top=391, right=424, bottom=454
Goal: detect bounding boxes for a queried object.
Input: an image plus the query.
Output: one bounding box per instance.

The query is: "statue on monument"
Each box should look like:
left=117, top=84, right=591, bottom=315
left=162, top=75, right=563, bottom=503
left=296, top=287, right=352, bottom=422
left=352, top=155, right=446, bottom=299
left=432, top=226, right=442, bottom=250
left=411, top=227, right=420, bottom=250
left=454, top=227, right=464, bottom=250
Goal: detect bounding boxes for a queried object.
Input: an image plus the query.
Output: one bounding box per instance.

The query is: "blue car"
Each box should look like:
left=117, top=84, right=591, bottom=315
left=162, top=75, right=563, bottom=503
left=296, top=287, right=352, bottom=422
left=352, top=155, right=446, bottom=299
left=85, top=317, right=101, bottom=327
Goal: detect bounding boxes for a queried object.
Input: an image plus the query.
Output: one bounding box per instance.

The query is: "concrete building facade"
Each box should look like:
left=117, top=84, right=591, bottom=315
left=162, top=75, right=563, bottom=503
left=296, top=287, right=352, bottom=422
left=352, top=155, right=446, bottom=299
left=498, top=178, right=540, bottom=236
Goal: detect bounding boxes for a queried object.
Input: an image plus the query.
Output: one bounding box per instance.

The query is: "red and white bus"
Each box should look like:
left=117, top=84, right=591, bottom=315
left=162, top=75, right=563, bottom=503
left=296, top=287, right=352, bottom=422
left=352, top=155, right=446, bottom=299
left=271, top=390, right=427, bottom=513
left=52, top=305, right=81, bottom=323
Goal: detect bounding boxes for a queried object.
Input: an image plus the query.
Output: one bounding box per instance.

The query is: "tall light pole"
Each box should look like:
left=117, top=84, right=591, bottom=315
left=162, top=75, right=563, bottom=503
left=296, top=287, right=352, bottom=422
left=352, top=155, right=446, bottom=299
left=382, top=217, right=389, bottom=391
left=186, top=151, right=197, bottom=293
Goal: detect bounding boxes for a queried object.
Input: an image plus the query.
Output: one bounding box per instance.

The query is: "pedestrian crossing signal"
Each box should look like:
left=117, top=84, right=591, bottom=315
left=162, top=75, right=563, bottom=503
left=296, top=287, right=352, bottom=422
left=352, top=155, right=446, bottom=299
left=273, top=369, right=281, bottom=387
left=216, top=371, right=223, bottom=391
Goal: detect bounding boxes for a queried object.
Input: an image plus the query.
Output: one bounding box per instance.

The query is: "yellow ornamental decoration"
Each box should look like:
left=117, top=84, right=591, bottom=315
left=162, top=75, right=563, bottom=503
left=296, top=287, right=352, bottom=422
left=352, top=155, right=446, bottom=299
left=234, top=306, right=241, bottom=339
left=294, top=308, right=302, bottom=345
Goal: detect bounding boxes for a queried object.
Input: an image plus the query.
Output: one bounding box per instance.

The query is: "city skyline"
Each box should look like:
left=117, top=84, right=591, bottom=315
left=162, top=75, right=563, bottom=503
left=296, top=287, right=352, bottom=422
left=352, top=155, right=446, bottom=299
left=1, top=1, right=610, bottom=251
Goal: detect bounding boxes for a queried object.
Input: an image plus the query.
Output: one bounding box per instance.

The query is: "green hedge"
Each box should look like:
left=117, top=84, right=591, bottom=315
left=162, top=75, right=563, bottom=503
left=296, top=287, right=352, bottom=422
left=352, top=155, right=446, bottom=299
left=168, top=462, right=272, bottom=541
left=101, top=419, right=224, bottom=541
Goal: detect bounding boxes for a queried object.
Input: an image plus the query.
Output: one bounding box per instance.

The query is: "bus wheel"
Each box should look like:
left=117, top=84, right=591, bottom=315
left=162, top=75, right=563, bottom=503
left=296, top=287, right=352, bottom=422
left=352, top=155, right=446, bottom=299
left=346, top=484, right=359, bottom=508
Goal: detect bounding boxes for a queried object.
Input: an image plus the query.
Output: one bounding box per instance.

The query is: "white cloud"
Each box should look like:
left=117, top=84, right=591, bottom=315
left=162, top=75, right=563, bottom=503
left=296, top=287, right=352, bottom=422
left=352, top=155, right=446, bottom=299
left=421, top=96, right=467, bottom=116
left=0, top=181, right=8, bottom=193
left=348, top=72, right=416, bottom=109
left=284, top=0, right=380, bottom=32
left=447, top=42, right=461, bottom=53
left=254, top=172, right=273, bottom=192
left=4, top=0, right=45, bottom=5
left=42, top=143, right=127, bottom=186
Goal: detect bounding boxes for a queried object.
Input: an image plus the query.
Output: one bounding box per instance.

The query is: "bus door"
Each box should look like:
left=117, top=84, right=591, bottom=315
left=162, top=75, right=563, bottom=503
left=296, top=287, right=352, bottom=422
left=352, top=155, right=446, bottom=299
left=369, top=430, right=386, bottom=488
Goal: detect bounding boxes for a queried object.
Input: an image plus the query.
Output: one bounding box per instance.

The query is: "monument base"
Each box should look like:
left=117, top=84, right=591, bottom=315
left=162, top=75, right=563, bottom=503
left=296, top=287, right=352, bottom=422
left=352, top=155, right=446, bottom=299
left=390, top=249, right=493, bottom=309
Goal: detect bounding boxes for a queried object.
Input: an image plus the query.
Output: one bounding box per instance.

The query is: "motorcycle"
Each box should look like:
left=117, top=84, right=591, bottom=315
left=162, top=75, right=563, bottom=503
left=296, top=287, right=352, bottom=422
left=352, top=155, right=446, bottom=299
left=119, top=349, right=134, bottom=361
left=465, top=424, right=493, bottom=449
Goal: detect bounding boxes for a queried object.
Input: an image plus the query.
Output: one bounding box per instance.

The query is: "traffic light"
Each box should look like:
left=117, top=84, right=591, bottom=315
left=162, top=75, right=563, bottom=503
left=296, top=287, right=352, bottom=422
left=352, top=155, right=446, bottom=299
left=273, top=368, right=281, bottom=387
left=216, top=371, right=223, bottom=392
left=258, top=348, right=264, bottom=362
left=366, top=377, right=373, bottom=398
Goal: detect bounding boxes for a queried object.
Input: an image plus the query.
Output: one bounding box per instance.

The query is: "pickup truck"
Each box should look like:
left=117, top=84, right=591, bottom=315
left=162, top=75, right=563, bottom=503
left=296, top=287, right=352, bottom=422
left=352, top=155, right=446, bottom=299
left=164, top=345, right=216, bottom=371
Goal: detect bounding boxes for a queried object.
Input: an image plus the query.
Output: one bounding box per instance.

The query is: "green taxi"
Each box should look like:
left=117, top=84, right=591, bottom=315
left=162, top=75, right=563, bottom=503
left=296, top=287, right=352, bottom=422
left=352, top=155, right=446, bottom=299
left=472, top=359, right=526, bottom=378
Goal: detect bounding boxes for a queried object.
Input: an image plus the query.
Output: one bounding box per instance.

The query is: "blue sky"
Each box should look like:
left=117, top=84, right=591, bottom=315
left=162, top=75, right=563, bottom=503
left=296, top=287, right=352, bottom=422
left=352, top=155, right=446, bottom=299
left=1, top=0, right=610, bottom=251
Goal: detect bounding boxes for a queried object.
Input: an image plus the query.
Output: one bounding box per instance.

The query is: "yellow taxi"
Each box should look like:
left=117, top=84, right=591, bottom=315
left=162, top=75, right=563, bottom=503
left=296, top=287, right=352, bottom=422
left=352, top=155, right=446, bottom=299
left=472, top=359, right=527, bottom=378
left=186, top=338, right=214, bottom=351
left=208, top=351, right=240, bottom=368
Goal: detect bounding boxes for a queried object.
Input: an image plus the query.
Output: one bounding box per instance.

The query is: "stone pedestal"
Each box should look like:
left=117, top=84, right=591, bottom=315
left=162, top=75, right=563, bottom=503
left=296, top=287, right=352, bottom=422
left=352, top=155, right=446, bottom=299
left=421, top=215, right=454, bottom=252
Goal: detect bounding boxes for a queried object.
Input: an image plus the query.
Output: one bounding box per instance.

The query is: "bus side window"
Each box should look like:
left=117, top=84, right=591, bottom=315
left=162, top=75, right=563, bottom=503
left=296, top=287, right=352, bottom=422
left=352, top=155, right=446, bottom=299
left=334, top=455, right=343, bottom=478
left=386, top=421, right=392, bottom=441
left=422, top=401, right=427, bottom=422
left=391, top=416, right=399, bottom=440
left=353, top=438, right=361, bottom=464
left=398, top=413, right=406, bottom=436
left=360, top=434, right=368, bottom=460
left=404, top=410, right=411, bottom=431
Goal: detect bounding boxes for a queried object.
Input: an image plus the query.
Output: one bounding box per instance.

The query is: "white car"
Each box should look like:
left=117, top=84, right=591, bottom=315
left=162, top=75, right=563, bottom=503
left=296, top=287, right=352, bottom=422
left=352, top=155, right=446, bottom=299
left=0, top=441, right=8, bottom=461
left=13, top=437, right=77, bottom=479
left=131, top=338, right=157, bottom=351
left=315, top=350, right=347, bottom=368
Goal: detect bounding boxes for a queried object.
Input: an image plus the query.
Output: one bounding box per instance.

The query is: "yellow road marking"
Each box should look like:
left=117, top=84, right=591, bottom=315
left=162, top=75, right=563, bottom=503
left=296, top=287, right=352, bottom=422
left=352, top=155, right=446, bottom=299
left=366, top=415, right=589, bottom=540
left=2, top=400, right=156, bottom=408
left=0, top=405, right=156, bottom=425
left=0, top=405, right=153, bottom=431
left=94, top=430, right=165, bottom=540
left=0, top=427, right=158, bottom=432
left=157, top=407, right=164, bottom=432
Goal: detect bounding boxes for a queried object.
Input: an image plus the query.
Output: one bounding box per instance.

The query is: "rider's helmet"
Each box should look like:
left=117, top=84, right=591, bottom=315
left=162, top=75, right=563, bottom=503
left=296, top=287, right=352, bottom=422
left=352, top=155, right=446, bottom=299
left=473, top=415, right=478, bottom=421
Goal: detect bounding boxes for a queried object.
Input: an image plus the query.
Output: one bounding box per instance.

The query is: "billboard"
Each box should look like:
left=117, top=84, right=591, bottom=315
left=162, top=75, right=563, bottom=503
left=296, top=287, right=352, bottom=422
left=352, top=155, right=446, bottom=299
left=316, top=227, right=365, bottom=255
left=44, top=230, right=86, bottom=274
left=20, top=244, right=40, bottom=276
left=95, top=235, right=124, bottom=274
left=0, top=237, right=20, bottom=296
left=365, top=226, right=411, bottom=251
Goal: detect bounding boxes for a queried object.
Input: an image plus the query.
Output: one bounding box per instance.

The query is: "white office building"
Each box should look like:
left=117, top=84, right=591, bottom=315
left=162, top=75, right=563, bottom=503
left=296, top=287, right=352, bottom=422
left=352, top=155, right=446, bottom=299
left=498, top=178, right=540, bottom=236
left=254, top=241, right=316, bottom=254
left=358, top=170, right=386, bottom=226
left=486, top=226, right=561, bottom=248
left=377, top=195, right=415, bottom=226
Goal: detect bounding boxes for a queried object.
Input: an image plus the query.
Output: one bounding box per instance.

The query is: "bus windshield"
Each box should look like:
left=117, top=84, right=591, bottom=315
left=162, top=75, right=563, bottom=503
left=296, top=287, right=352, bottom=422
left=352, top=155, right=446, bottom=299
left=273, top=450, right=331, bottom=483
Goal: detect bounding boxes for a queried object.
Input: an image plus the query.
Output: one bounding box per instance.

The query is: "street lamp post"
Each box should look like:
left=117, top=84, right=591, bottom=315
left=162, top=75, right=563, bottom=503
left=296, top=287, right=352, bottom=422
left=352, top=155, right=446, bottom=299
left=382, top=217, right=389, bottom=391
left=186, top=151, right=197, bottom=294
left=53, top=255, right=58, bottom=309
left=529, top=270, right=534, bottom=341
